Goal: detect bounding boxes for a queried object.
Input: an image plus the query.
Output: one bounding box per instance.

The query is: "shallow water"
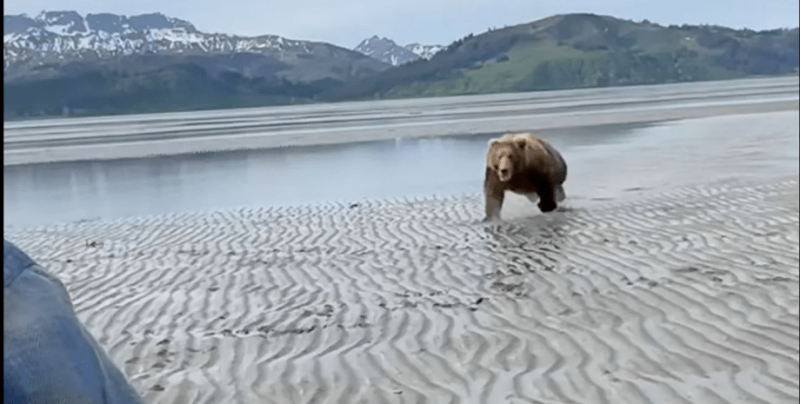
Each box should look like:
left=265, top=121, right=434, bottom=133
left=4, top=110, right=798, bottom=229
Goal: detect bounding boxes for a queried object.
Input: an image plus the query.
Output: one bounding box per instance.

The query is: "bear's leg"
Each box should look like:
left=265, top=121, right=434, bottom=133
left=484, top=193, right=504, bottom=221
left=483, top=187, right=505, bottom=221
left=484, top=168, right=505, bottom=221
left=537, top=183, right=558, bottom=213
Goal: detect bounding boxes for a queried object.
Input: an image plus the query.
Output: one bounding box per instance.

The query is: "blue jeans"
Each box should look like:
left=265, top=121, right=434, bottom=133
left=4, top=239, right=143, bottom=404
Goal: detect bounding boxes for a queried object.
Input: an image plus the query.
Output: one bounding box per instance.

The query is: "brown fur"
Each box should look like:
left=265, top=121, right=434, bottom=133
left=483, top=133, right=568, bottom=221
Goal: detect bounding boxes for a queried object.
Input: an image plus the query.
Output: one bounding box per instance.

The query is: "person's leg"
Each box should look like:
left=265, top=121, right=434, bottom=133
left=4, top=239, right=143, bottom=404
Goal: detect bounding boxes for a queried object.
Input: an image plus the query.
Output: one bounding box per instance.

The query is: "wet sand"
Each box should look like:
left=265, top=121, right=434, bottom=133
left=4, top=176, right=798, bottom=404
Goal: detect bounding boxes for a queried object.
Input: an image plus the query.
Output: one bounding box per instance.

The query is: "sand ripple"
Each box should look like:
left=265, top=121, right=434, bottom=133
left=5, top=177, right=799, bottom=404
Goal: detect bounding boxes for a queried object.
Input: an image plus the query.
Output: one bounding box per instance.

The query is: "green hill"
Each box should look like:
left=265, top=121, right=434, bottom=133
left=323, top=13, right=799, bottom=100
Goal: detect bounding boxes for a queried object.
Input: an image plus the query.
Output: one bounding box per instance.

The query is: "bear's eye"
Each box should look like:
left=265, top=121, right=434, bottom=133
left=493, top=164, right=499, bottom=170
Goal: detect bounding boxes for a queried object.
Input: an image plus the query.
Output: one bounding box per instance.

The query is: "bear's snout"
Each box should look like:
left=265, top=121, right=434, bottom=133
left=497, top=167, right=512, bottom=182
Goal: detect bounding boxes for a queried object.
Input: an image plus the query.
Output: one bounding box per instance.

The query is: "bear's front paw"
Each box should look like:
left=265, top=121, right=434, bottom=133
left=538, top=200, right=557, bottom=213
left=482, top=215, right=500, bottom=223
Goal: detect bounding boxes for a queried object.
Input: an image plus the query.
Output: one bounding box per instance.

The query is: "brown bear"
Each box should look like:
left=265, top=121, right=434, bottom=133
left=483, top=132, right=567, bottom=221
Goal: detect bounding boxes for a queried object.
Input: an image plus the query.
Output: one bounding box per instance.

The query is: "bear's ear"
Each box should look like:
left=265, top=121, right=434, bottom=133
left=514, top=136, right=528, bottom=150
left=487, top=138, right=500, bottom=147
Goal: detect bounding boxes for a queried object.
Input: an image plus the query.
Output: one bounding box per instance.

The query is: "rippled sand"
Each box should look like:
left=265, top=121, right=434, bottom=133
left=5, top=175, right=798, bottom=404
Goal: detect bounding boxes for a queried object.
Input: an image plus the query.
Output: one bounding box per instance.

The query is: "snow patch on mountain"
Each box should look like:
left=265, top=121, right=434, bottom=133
left=354, top=35, right=443, bottom=66
left=3, top=11, right=326, bottom=71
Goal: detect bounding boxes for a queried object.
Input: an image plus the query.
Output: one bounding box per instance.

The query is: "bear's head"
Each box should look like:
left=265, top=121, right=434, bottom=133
left=487, top=136, right=528, bottom=183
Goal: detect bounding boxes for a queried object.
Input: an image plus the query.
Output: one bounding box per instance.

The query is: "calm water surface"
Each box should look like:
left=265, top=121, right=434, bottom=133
left=4, top=111, right=798, bottom=229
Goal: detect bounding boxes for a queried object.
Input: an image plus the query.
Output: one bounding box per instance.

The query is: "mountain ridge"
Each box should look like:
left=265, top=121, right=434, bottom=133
left=4, top=10, right=388, bottom=81
left=354, top=35, right=444, bottom=66
left=4, top=12, right=798, bottom=119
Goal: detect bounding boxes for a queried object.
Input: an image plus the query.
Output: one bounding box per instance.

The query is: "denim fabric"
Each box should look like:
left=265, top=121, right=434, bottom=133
left=4, top=239, right=144, bottom=404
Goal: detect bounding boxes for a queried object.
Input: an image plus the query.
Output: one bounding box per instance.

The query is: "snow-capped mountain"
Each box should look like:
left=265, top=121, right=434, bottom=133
left=3, top=11, right=386, bottom=78
left=404, top=42, right=445, bottom=60
left=354, top=36, right=443, bottom=66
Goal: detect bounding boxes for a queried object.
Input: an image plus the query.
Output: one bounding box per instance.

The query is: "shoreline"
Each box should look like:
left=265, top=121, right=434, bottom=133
left=5, top=171, right=800, bottom=232
left=4, top=100, right=797, bottom=167
left=4, top=76, right=798, bottom=166
left=4, top=75, right=797, bottom=127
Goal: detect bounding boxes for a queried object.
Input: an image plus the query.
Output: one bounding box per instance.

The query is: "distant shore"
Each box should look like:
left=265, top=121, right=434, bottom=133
left=4, top=76, right=798, bottom=166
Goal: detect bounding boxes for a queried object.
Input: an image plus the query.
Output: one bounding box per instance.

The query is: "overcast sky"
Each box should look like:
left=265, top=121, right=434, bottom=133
left=4, top=0, right=799, bottom=49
